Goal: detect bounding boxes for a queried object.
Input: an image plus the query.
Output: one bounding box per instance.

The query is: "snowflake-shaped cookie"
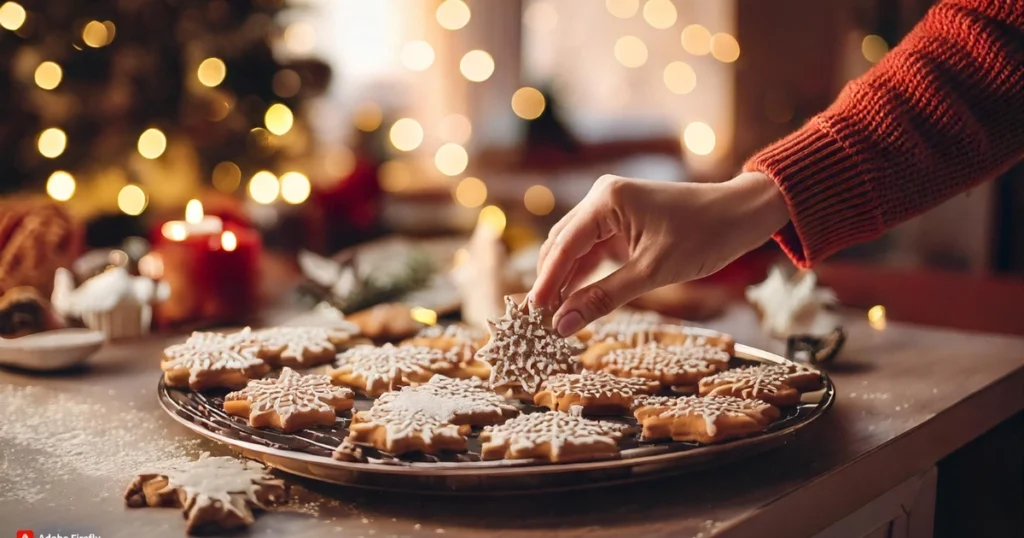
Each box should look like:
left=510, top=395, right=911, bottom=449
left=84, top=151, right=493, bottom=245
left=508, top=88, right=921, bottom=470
left=414, top=323, right=487, bottom=343
left=698, top=363, right=820, bottom=406
left=224, top=367, right=354, bottom=432
left=348, top=400, right=467, bottom=455
left=250, top=326, right=358, bottom=367
left=330, top=343, right=450, bottom=396
left=161, top=330, right=269, bottom=391
left=585, top=343, right=730, bottom=390
left=535, top=370, right=658, bottom=414
left=125, top=452, right=286, bottom=533
left=480, top=411, right=626, bottom=462
left=475, top=296, right=585, bottom=396
left=632, top=395, right=779, bottom=443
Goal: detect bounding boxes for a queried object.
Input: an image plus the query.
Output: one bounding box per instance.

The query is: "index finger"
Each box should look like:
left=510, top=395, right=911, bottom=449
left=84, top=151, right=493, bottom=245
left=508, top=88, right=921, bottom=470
left=530, top=202, right=612, bottom=310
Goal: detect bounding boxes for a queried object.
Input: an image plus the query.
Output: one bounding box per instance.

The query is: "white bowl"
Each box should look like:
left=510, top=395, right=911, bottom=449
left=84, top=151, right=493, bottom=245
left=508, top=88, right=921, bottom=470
left=0, top=329, right=106, bottom=371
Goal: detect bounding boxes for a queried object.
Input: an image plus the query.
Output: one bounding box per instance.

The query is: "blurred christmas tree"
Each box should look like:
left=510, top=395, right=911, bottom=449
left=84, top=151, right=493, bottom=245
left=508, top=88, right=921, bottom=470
left=0, top=0, right=329, bottom=220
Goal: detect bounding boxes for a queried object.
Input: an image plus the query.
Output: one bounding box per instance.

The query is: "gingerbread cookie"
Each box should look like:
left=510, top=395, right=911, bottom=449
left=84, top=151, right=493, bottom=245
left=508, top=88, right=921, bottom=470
left=475, top=296, right=585, bottom=399
left=250, top=326, right=361, bottom=367
left=402, top=323, right=491, bottom=380
left=161, top=330, right=269, bottom=391
left=125, top=453, right=286, bottom=534
left=534, top=370, right=659, bottom=415
left=224, top=367, right=354, bottom=432
left=330, top=343, right=451, bottom=396
left=480, top=411, right=627, bottom=463
left=582, top=342, right=731, bottom=393
left=347, top=302, right=424, bottom=341
left=698, top=363, right=822, bottom=407
left=580, top=309, right=735, bottom=350
left=633, top=395, right=780, bottom=444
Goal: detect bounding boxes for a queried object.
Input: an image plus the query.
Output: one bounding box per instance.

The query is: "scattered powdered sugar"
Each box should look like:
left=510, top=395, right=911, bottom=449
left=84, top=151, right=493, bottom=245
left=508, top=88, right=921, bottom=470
left=0, top=384, right=202, bottom=503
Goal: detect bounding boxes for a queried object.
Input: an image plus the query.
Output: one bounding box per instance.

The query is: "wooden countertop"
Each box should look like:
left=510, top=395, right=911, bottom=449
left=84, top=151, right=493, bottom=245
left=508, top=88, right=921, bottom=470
left=1, top=305, right=1022, bottom=538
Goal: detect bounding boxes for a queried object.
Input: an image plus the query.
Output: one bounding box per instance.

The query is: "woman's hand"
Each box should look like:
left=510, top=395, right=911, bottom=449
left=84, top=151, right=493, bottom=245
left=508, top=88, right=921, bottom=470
left=529, top=172, right=790, bottom=336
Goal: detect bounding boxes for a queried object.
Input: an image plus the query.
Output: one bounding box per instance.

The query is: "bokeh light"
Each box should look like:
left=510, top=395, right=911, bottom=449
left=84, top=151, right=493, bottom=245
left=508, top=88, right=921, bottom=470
left=439, top=114, right=472, bottom=144
left=524, top=2, right=558, bottom=32
left=401, top=40, right=435, bottom=71
left=280, top=171, right=311, bottom=204
left=868, top=304, right=887, bottom=330
left=614, top=36, right=648, bottom=68
left=683, top=122, right=716, bottom=156
left=46, top=171, right=75, bottom=201
left=272, top=69, right=301, bottom=98
left=82, top=21, right=110, bottom=47
left=389, top=118, right=424, bottom=152
left=0, top=2, right=26, bottom=31
left=264, top=103, right=294, bottom=136
left=710, top=33, right=740, bottom=63
left=323, top=147, right=356, bottom=180
left=379, top=160, right=412, bottom=192
left=221, top=231, right=238, bottom=252
left=117, top=185, right=148, bottom=216
left=197, top=58, right=227, bottom=87
left=434, top=143, right=469, bottom=177
left=410, top=307, right=438, bottom=326
left=524, top=185, right=555, bottom=216
left=681, top=24, right=711, bottom=56
left=642, top=0, right=677, bottom=29
left=862, top=35, right=888, bottom=63
left=460, top=50, right=495, bottom=82
left=284, top=22, right=316, bottom=54
left=663, top=61, right=696, bottom=95
left=212, top=161, right=242, bottom=193
left=353, top=102, right=383, bottom=132
left=453, top=177, right=487, bottom=207
left=185, top=199, right=204, bottom=223
left=511, top=87, right=546, bottom=120
left=478, top=205, right=507, bottom=236
left=161, top=222, right=187, bottom=242
left=436, top=0, right=471, bottom=30
left=37, top=128, right=67, bottom=158
left=34, top=61, right=62, bottom=90
left=137, top=128, right=167, bottom=159
left=605, top=0, right=638, bottom=19
left=248, top=170, right=280, bottom=204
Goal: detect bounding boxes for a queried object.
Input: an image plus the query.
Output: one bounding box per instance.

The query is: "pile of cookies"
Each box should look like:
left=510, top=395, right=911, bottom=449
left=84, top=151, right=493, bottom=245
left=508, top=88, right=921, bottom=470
left=160, top=297, right=824, bottom=464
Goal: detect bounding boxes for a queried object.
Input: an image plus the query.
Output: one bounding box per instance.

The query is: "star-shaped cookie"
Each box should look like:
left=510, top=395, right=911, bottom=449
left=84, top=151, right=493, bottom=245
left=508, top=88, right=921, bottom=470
left=475, top=296, right=585, bottom=399
left=224, top=367, right=354, bottom=432
left=632, top=395, right=780, bottom=444
left=582, top=342, right=731, bottom=392
left=125, top=453, right=286, bottom=534
left=480, top=411, right=627, bottom=463
left=161, top=330, right=269, bottom=391
left=250, top=325, right=362, bottom=367
left=330, top=343, right=452, bottom=396
left=698, top=363, right=822, bottom=406
left=534, top=370, right=659, bottom=415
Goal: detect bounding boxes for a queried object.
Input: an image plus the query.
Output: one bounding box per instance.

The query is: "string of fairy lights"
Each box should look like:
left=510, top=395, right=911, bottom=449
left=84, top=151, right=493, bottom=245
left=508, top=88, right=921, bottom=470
left=0, top=0, right=891, bottom=220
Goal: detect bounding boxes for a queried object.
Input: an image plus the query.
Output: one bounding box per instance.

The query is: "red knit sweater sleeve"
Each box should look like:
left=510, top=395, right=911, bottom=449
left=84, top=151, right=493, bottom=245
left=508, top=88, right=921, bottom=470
left=744, top=0, right=1024, bottom=268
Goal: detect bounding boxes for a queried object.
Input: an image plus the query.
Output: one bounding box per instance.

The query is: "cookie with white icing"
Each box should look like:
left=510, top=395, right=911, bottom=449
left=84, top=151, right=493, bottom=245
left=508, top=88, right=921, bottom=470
left=582, top=342, right=731, bottom=393
left=579, top=309, right=735, bottom=351
left=479, top=412, right=627, bottom=463
left=534, top=370, right=659, bottom=415
left=224, top=367, right=354, bottom=432
left=250, top=325, right=363, bottom=367
left=698, top=363, right=822, bottom=407
left=347, top=302, right=424, bottom=341
left=401, top=323, right=491, bottom=380
left=124, top=452, right=286, bottom=533
left=632, top=395, right=780, bottom=444
left=161, top=329, right=269, bottom=391
left=475, top=296, right=585, bottom=400
left=330, top=343, right=452, bottom=396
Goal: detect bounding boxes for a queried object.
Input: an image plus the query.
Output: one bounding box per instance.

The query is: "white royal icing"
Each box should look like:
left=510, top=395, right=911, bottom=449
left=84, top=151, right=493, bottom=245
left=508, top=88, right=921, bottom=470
left=226, top=367, right=353, bottom=423
left=699, top=364, right=800, bottom=398
left=147, top=452, right=281, bottom=516
left=634, top=395, right=772, bottom=437
left=251, top=326, right=356, bottom=363
left=163, top=330, right=264, bottom=384
left=482, top=412, right=625, bottom=460
left=334, top=343, right=447, bottom=391
left=600, top=343, right=727, bottom=377
left=540, top=370, right=652, bottom=400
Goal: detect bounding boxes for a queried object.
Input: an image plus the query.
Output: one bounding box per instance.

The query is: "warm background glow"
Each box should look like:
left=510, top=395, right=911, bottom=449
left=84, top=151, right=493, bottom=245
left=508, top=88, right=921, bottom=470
left=460, top=50, right=495, bottom=82
left=389, top=118, right=424, bottom=151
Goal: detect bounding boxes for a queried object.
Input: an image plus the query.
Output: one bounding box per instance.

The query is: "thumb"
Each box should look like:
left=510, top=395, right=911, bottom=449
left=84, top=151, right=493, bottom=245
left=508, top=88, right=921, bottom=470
left=551, top=260, right=653, bottom=337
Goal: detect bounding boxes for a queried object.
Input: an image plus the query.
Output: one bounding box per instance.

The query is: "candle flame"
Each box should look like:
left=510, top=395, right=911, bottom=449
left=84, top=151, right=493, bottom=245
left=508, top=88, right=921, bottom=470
left=410, top=307, right=438, bottom=326
left=867, top=305, right=886, bottom=331
left=185, top=199, right=204, bottom=224
left=221, top=231, right=238, bottom=252
left=161, top=222, right=188, bottom=242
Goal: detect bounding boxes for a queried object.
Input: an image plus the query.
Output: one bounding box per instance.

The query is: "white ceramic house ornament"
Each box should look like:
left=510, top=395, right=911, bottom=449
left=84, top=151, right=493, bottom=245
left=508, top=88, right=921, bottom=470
left=746, top=266, right=838, bottom=338
left=52, top=266, right=170, bottom=340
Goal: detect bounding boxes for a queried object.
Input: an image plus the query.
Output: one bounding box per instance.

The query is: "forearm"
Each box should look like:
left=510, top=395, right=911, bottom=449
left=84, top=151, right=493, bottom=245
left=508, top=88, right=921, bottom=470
left=745, top=0, right=1024, bottom=267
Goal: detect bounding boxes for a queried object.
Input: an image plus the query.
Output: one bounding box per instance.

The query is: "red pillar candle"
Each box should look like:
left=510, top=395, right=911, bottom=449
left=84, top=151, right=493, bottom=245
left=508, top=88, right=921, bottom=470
left=143, top=202, right=262, bottom=329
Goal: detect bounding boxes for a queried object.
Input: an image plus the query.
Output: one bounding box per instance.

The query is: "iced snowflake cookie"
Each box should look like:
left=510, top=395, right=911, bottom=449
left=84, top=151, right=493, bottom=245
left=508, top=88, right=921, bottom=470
left=125, top=453, right=286, bottom=534
left=347, top=375, right=519, bottom=455
left=632, top=395, right=780, bottom=444
left=698, top=363, right=823, bottom=407
left=347, top=302, right=424, bottom=341
left=161, top=330, right=270, bottom=391
left=534, top=370, right=659, bottom=415
left=479, top=412, right=627, bottom=463
left=579, top=309, right=736, bottom=351
left=401, top=323, right=491, bottom=380
left=475, top=296, right=585, bottom=400
left=582, top=342, right=731, bottom=393
left=249, top=325, right=363, bottom=367
left=330, top=343, right=452, bottom=396
left=223, top=367, right=354, bottom=432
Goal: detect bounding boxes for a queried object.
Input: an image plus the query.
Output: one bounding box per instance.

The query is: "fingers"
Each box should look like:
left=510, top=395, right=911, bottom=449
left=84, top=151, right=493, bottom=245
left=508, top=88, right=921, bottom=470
left=552, top=260, right=652, bottom=337
left=530, top=202, right=616, bottom=311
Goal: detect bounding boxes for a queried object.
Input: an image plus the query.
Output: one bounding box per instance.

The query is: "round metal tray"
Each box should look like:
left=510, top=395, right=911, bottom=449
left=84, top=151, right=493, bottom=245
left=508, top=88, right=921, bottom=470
left=158, top=342, right=835, bottom=493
